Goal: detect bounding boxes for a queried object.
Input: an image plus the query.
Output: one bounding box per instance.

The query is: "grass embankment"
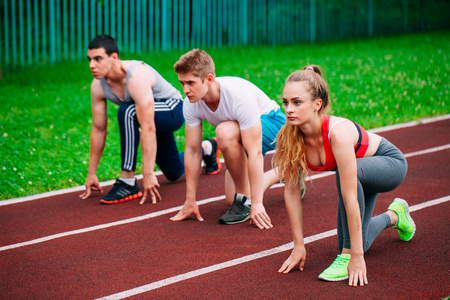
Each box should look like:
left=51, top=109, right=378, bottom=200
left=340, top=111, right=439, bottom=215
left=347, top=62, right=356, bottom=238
left=0, top=31, right=448, bottom=200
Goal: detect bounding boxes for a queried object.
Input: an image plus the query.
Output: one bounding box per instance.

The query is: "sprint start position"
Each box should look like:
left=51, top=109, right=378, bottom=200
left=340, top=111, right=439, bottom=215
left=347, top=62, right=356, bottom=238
left=80, top=35, right=219, bottom=204
left=170, top=49, right=286, bottom=229
left=273, top=66, right=416, bottom=286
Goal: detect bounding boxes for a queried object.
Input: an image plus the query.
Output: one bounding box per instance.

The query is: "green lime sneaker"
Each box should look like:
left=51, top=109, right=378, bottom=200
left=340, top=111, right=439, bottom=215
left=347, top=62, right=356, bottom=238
left=388, top=198, right=416, bottom=241
left=318, top=254, right=351, bottom=281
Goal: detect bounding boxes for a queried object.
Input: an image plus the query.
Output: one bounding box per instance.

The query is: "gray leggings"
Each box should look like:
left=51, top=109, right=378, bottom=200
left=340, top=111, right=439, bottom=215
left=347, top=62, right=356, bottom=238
left=336, top=138, right=407, bottom=252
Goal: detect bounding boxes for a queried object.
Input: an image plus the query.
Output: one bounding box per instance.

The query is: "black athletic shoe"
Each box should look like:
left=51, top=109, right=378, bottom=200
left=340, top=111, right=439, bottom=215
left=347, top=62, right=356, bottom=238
left=100, top=179, right=142, bottom=204
left=219, top=193, right=251, bottom=224
left=203, top=137, right=221, bottom=175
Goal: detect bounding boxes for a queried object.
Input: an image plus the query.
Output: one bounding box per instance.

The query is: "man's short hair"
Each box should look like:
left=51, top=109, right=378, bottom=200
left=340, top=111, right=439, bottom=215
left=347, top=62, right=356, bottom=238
left=88, top=35, right=119, bottom=57
left=174, top=49, right=215, bottom=80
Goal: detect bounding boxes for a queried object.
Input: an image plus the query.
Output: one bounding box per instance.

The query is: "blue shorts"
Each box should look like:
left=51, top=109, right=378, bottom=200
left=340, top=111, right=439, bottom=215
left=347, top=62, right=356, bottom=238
left=260, top=109, right=285, bottom=157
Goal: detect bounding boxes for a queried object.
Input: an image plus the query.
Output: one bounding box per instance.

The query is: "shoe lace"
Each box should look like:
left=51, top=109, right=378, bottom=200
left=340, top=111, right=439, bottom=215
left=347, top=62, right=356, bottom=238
left=109, top=180, right=126, bottom=193
left=329, top=256, right=350, bottom=269
left=228, top=202, right=244, bottom=214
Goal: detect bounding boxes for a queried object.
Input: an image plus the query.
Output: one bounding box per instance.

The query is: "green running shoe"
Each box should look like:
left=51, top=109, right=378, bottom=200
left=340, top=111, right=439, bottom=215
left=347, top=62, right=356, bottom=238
left=388, top=198, right=416, bottom=241
left=318, top=254, right=351, bottom=281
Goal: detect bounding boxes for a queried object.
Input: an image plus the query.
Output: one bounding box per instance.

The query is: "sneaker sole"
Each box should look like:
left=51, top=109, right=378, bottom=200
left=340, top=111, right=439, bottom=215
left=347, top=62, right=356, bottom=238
left=206, top=138, right=221, bottom=175
left=218, top=214, right=251, bottom=225
left=318, top=275, right=348, bottom=282
left=206, top=163, right=221, bottom=175
left=100, top=191, right=143, bottom=204
left=394, top=198, right=416, bottom=241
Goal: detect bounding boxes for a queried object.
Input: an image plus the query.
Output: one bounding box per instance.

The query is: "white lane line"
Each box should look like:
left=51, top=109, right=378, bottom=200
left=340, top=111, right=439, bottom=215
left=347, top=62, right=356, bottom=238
left=96, top=196, right=450, bottom=300
left=368, top=114, right=450, bottom=133
left=0, top=174, right=148, bottom=207
left=97, top=231, right=337, bottom=300
left=0, top=159, right=222, bottom=207
left=0, top=195, right=224, bottom=252
left=1, top=144, right=449, bottom=252
left=2, top=114, right=448, bottom=206
left=403, top=144, right=450, bottom=158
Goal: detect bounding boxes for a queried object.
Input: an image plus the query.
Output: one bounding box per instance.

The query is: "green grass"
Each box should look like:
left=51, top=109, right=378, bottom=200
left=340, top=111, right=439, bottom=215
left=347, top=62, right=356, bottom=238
left=0, top=31, right=449, bottom=200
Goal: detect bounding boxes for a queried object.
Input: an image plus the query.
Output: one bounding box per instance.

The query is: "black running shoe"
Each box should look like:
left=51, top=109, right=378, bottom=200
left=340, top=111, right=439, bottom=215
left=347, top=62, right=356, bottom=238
left=100, top=179, right=142, bottom=204
left=203, top=137, right=221, bottom=175
left=219, top=193, right=251, bottom=224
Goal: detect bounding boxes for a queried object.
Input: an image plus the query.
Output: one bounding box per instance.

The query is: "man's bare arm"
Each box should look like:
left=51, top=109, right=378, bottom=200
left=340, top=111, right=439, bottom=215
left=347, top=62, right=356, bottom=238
left=80, top=79, right=107, bottom=199
left=170, top=124, right=204, bottom=221
left=127, top=65, right=161, bottom=204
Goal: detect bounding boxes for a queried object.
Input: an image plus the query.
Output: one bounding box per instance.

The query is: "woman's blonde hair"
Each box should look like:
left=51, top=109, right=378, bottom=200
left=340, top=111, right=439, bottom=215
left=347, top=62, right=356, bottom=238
left=272, top=65, right=330, bottom=188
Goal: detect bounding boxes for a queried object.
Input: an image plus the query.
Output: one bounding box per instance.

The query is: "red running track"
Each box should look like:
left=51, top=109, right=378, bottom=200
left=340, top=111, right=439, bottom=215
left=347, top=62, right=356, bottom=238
left=1, top=116, right=449, bottom=299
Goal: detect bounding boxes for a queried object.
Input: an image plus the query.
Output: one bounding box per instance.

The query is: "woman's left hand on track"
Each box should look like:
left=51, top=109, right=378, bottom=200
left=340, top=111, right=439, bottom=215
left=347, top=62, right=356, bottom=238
left=348, top=254, right=368, bottom=287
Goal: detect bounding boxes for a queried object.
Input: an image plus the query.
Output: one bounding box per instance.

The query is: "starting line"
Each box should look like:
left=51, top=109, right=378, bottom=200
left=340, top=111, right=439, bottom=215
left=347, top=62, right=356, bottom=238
left=1, top=143, right=449, bottom=253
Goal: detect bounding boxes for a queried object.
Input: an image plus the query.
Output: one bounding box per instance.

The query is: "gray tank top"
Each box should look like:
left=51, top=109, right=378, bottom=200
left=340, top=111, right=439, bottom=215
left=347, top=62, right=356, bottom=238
left=99, top=60, right=182, bottom=106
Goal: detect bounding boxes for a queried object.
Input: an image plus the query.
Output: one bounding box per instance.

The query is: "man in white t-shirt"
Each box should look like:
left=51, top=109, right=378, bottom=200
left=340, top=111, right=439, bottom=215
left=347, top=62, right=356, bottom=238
left=170, top=49, right=286, bottom=229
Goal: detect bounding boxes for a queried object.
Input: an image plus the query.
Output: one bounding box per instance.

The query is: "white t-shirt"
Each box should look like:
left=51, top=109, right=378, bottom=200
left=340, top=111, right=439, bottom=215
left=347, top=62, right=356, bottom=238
left=183, top=77, right=280, bottom=130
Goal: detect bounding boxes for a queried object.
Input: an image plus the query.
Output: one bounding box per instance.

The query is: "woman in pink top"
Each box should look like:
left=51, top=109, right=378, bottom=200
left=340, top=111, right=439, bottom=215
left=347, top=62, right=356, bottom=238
left=273, top=65, right=416, bottom=287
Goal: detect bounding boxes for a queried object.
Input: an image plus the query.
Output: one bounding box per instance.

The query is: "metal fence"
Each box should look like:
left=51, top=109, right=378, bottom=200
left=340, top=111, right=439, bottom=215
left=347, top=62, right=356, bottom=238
left=1, top=0, right=449, bottom=70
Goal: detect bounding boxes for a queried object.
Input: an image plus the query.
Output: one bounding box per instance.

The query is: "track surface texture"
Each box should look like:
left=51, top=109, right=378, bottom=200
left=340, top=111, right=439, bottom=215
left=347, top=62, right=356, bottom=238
left=1, top=115, right=449, bottom=299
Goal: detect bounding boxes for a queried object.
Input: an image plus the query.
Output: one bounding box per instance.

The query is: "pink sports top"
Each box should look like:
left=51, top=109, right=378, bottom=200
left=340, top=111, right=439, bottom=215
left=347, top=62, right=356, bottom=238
left=307, top=115, right=369, bottom=171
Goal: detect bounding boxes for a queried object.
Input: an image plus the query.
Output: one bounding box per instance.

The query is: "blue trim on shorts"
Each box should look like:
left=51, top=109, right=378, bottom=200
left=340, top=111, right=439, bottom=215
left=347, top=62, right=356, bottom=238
left=260, top=109, right=285, bottom=157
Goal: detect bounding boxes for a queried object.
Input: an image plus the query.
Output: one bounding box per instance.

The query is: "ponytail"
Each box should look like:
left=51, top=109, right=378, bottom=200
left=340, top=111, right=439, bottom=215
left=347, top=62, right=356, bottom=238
left=273, top=65, right=330, bottom=188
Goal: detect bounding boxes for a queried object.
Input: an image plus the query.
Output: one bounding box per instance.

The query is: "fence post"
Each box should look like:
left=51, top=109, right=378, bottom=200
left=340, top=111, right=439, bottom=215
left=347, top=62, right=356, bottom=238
left=49, top=0, right=55, bottom=64
left=117, top=0, right=122, bottom=50
left=89, top=0, right=94, bottom=48
left=76, top=1, right=81, bottom=59
left=420, top=0, right=424, bottom=31
left=3, top=0, right=9, bottom=70
left=12, top=0, right=17, bottom=66
left=130, top=0, right=136, bottom=53
left=110, top=0, right=116, bottom=38
left=19, top=0, right=24, bottom=66
left=62, top=0, right=68, bottom=59
left=149, top=0, right=154, bottom=50
left=0, top=3, right=3, bottom=71
left=185, top=0, right=190, bottom=49
left=142, top=0, right=147, bottom=51
left=97, top=1, right=102, bottom=39
left=241, top=0, right=248, bottom=45
left=104, top=0, right=109, bottom=36
left=310, top=0, right=315, bottom=42
left=83, top=0, right=89, bottom=55
left=124, top=0, right=129, bottom=51
left=33, top=0, right=38, bottom=64
left=368, top=0, right=373, bottom=36
left=155, top=0, right=160, bottom=50
left=56, top=0, right=61, bottom=61
left=161, top=0, right=168, bottom=51
left=26, top=0, right=32, bottom=65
